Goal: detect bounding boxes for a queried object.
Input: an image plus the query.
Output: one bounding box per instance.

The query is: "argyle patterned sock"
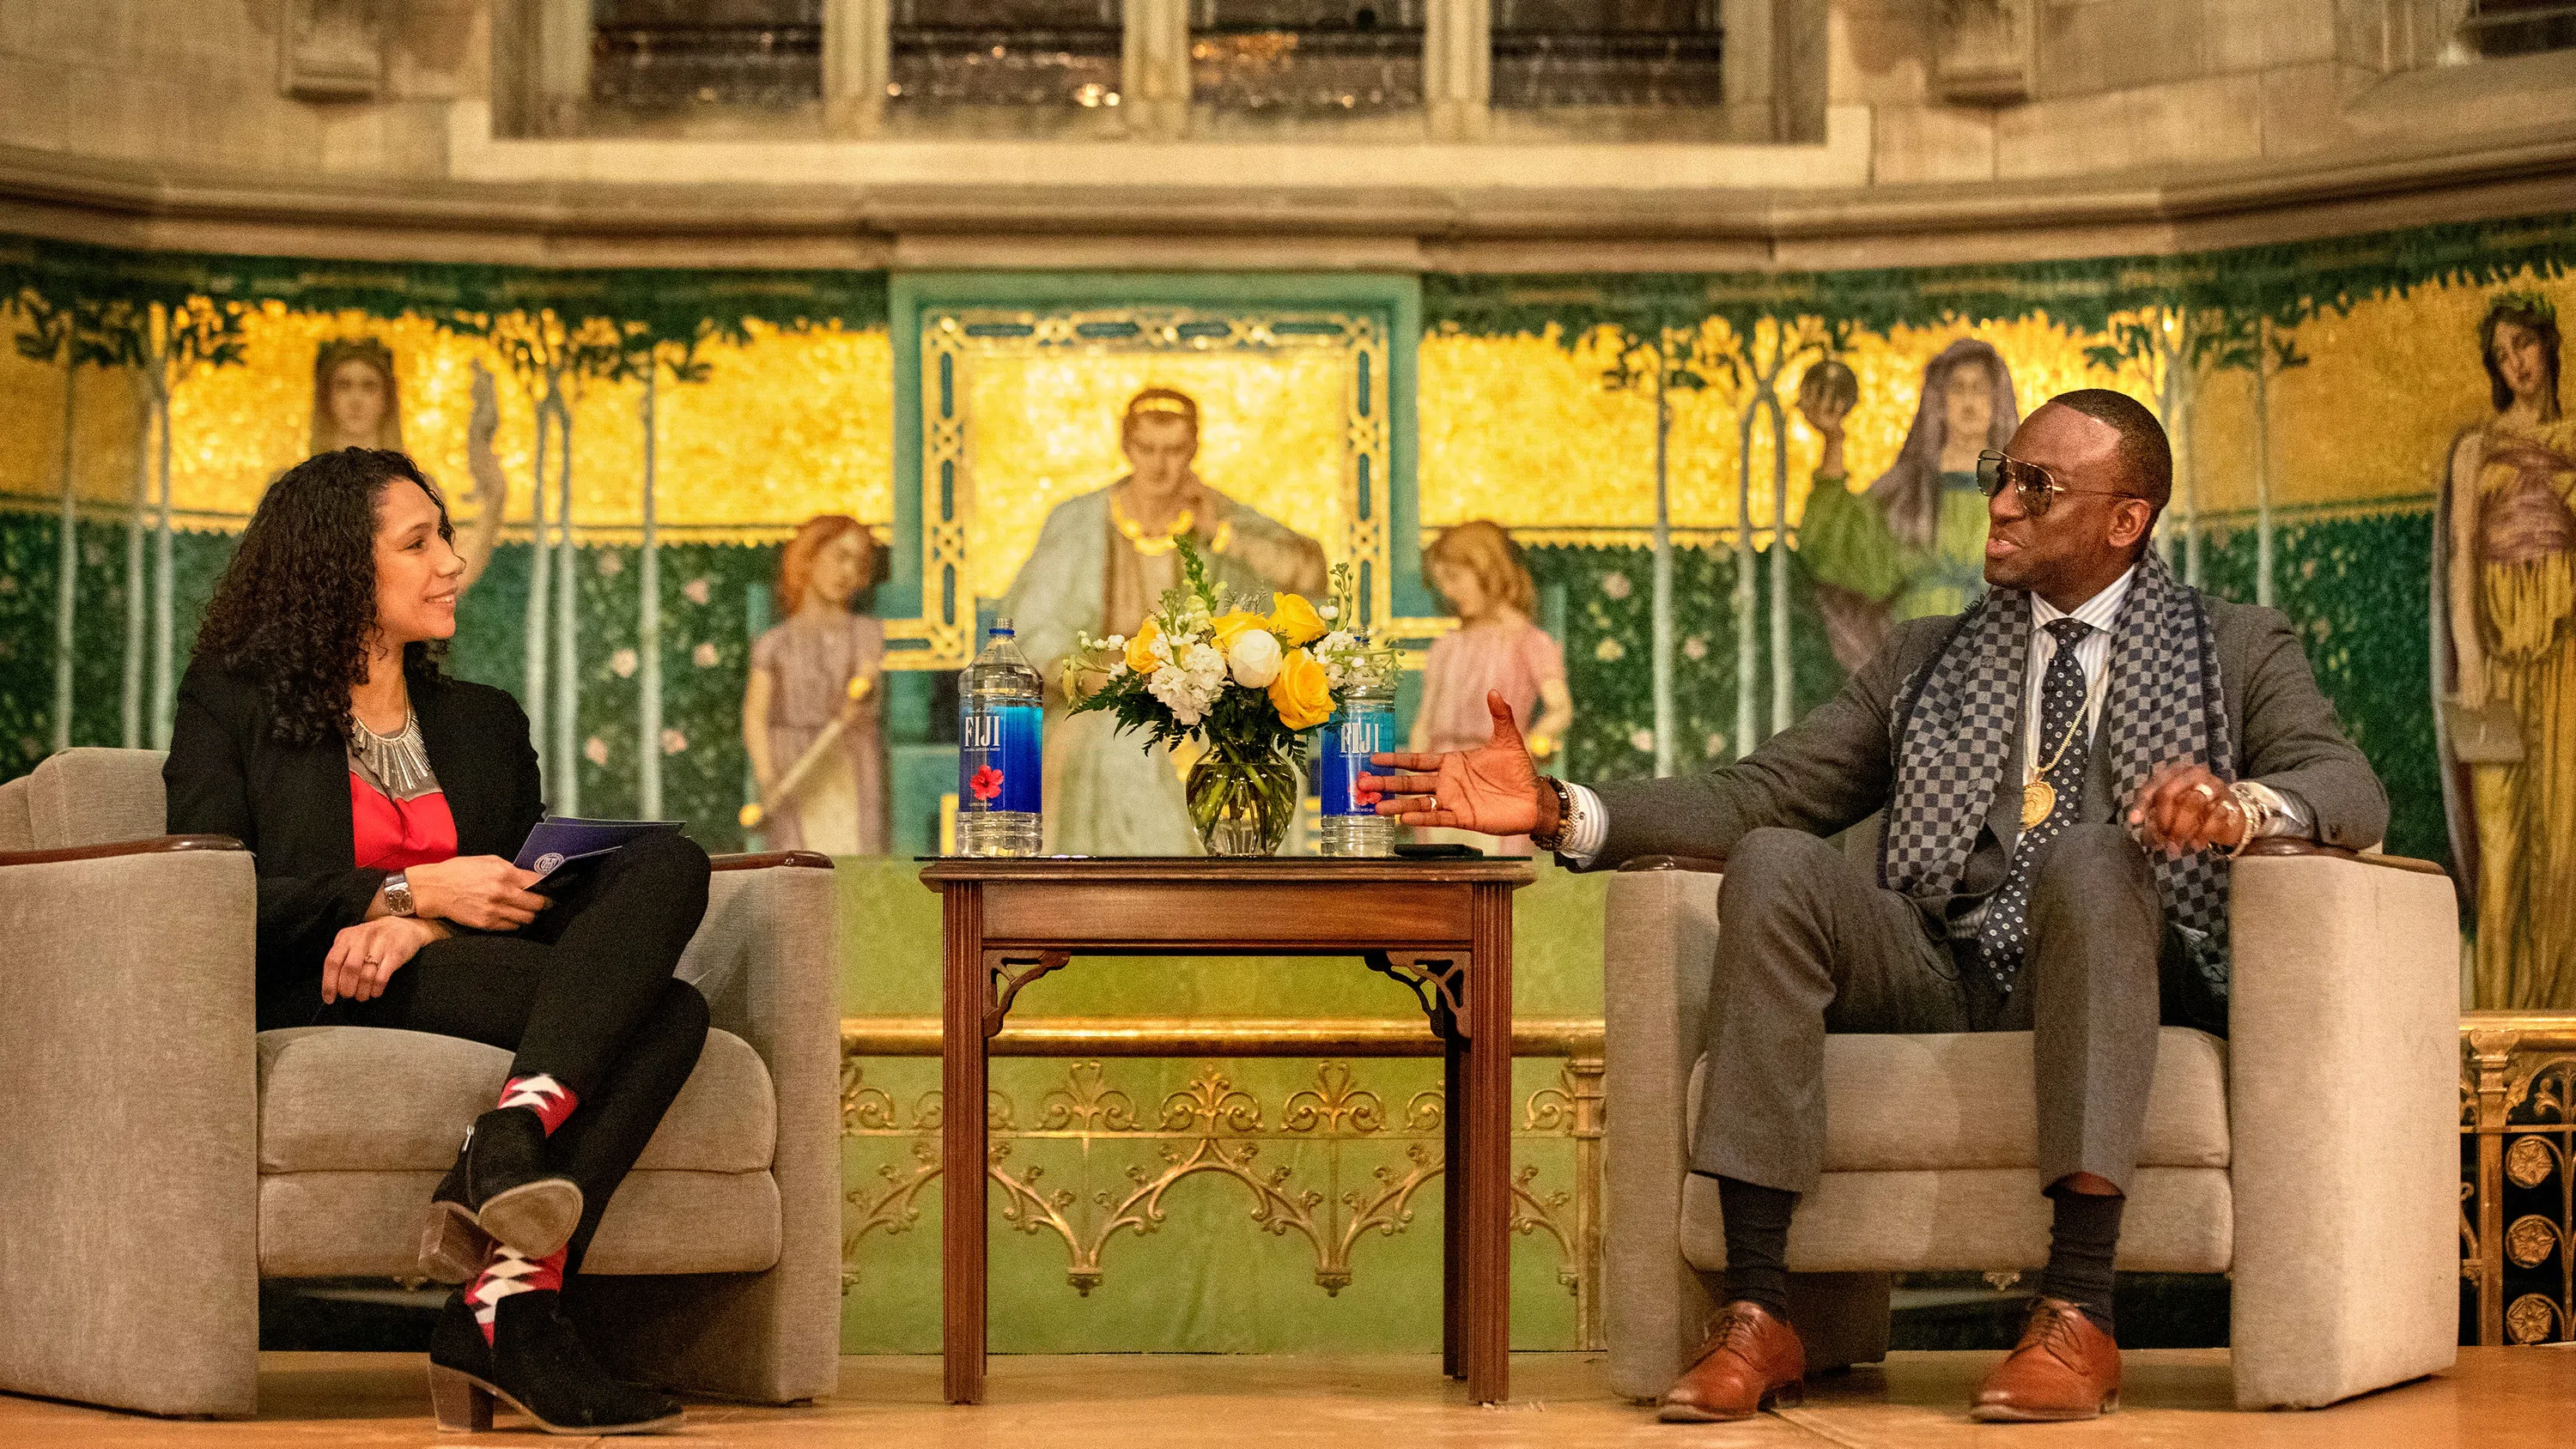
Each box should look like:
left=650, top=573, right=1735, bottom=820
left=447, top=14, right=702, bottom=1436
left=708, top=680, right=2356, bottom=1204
left=497, top=1073, right=578, bottom=1135
left=466, top=1244, right=567, bottom=1345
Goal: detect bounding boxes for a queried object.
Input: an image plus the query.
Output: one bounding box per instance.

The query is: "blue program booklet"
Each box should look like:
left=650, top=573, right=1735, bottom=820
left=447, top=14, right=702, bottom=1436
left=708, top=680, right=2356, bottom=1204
left=514, top=815, right=685, bottom=890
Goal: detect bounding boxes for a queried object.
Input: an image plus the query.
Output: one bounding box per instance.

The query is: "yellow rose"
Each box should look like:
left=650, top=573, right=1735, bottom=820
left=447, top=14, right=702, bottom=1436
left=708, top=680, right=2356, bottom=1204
left=1208, top=609, right=1267, bottom=655
left=1267, top=647, right=1335, bottom=731
left=1268, top=594, right=1327, bottom=646
left=1125, top=619, right=1163, bottom=675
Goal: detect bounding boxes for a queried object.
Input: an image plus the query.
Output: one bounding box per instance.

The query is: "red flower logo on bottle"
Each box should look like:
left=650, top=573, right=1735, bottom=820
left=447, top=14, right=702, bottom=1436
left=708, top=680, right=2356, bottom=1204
left=970, top=766, right=1005, bottom=803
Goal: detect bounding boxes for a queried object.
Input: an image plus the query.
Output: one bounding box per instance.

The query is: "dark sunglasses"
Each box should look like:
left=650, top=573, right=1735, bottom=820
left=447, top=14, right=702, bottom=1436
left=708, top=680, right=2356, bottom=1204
left=1975, top=450, right=2147, bottom=516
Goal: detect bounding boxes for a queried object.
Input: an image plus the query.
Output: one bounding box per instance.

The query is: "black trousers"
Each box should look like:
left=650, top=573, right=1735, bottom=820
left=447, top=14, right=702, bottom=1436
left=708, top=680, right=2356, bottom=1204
left=337, top=829, right=714, bottom=1271
left=1691, top=824, right=2167, bottom=1197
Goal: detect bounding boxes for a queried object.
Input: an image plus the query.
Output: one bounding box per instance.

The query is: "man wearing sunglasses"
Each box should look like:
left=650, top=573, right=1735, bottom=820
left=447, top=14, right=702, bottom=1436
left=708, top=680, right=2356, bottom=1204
left=1363, top=389, right=2384, bottom=1423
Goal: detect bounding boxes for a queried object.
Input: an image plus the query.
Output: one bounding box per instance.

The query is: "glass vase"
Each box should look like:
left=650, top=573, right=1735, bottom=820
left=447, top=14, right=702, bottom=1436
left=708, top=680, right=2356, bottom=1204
left=1185, top=739, right=1303, bottom=858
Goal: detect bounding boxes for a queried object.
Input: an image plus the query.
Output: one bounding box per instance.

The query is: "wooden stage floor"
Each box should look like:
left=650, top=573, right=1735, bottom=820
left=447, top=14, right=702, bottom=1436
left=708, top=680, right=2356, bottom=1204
left=3, top=1349, right=2570, bottom=1447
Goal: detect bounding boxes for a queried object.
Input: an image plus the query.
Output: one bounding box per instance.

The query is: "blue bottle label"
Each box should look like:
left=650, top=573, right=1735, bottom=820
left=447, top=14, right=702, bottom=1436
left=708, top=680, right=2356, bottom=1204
left=959, top=702, right=1042, bottom=814
left=1317, top=703, right=1395, bottom=817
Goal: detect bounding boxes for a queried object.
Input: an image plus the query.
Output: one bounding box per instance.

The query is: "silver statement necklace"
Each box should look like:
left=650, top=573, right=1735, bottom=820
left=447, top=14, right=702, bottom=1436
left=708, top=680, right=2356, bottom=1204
left=349, top=708, right=438, bottom=800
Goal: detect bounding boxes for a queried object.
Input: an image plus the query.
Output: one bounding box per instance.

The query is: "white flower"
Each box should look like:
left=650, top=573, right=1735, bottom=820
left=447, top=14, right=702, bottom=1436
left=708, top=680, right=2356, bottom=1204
left=693, top=641, right=720, bottom=668
left=1595, top=637, right=1626, bottom=662
left=597, top=552, right=624, bottom=577
left=1681, top=635, right=1707, bottom=661
left=610, top=648, right=639, bottom=678
left=1704, top=731, right=1728, bottom=759
left=660, top=727, right=689, bottom=755
left=1227, top=627, right=1283, bottom=688
left=1601, top=572, right=1632, bottom=600
left=1631, top=728, right=1656, bottom=753
left=584, top=737, right=610, bottom=766
left=683, top=577, right=712, bottom=605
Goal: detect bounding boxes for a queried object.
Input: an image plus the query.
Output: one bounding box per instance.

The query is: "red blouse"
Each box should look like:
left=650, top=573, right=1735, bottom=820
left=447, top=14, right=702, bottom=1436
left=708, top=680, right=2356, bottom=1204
left=350, top=772, right=459, bottom=871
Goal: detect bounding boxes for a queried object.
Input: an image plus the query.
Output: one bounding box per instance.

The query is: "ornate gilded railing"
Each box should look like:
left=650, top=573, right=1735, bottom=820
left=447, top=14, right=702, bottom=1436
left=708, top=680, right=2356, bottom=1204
left=837, top=1016, right=1607, bottom=1349
left=2461, top=1012, right=2576, bottom=1344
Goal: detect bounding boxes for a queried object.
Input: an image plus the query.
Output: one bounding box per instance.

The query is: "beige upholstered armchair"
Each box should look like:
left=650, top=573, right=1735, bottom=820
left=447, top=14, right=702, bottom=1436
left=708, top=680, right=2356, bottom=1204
left=1601, top=840, right=2461, bottom=1411
left=0, top=748, right=843, bottom=1418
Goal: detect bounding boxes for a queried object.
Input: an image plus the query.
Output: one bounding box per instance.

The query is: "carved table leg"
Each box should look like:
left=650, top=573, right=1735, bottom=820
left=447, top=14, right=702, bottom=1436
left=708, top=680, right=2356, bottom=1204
left=941, top=882, right=988, bottom=1404
left=1465, top=882, right=1515, bottom=1404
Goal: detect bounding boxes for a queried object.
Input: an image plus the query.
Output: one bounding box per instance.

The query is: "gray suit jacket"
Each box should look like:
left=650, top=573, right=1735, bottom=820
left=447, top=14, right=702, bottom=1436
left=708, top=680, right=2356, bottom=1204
left=1583, top=595, right=2387, bottom=875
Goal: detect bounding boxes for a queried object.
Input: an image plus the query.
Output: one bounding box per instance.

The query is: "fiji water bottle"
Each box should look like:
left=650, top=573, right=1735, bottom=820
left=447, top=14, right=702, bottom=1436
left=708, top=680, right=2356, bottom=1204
left=1316, top=653, right=1398, bottom=858
left=956, top=621, right=1042, bottom=857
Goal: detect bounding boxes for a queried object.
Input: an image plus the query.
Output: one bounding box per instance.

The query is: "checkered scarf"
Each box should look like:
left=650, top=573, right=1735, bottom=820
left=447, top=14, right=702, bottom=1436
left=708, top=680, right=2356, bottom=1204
left=1878, top=549, right=2237, bottom=994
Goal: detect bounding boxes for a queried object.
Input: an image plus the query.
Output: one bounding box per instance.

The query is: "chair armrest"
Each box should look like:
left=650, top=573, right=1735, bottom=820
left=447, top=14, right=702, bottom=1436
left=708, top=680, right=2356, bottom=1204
left=0, top=832, right=242, bottom=867
left=1619, top=854, right=1729, bottom=874
left=1601, top=862, right=1726, bottom=1399
left=2226, top=846, right=2460, bottom=1408
left=0, top=843, right=260, bottom=1416
left=664, top=851, right=841, bottom=1401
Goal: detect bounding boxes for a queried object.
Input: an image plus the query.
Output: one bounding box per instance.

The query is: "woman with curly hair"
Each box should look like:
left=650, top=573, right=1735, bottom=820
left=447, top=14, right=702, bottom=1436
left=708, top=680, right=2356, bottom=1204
left=165, top=447, right=706, bottom=1435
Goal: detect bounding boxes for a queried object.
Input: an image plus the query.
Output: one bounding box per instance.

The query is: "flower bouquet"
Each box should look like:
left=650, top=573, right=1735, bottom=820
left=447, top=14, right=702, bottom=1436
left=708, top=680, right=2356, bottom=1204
left=1062, top=541, right=1382, bottom=856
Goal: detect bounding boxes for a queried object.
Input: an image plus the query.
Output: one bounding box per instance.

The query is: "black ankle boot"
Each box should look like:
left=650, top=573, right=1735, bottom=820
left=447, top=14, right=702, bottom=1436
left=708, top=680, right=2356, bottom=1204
left=418, top=1107, right=583, bottom=1278
left=429, top=1288, right=683, bottom=1434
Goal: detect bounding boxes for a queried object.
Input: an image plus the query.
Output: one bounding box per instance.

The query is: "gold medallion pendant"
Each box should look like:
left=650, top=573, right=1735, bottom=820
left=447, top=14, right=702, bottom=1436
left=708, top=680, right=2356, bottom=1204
left=2020, top=779, right=2057, bottom=829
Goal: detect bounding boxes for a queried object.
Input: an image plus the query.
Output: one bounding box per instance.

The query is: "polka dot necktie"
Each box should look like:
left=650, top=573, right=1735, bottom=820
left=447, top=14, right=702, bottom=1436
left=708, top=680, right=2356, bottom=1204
left=1974, top=617, right=2095, bottom=992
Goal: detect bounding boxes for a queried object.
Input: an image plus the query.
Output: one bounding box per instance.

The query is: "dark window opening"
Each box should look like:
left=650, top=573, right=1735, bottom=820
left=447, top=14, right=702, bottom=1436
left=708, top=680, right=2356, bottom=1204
left=2462, top=0, right=2576, bottom=58
left=591, top=0, right=823, bottom=112
left=889, top=0, right=1125, bottom=112
left=1492, top=0, right=1722, bottom=110
left=1191, top=1, right=1425, bottom=116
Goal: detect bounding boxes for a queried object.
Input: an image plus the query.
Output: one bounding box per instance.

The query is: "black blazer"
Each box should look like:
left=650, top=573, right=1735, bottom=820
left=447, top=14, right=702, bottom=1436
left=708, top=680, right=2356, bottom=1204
left=164, top=656, right=544, bottom=1030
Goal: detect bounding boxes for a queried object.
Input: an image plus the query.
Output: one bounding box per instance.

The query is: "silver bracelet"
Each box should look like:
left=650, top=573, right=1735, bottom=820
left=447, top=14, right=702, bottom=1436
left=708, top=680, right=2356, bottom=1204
left=2225, top=781, right=2271, bottom=858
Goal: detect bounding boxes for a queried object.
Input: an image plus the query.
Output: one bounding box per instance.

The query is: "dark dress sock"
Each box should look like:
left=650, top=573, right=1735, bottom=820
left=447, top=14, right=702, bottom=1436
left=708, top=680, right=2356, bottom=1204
left=1709, top=1173, right=1796, bottom=1320
left=2038, top=1185, right=2124, bottom=1334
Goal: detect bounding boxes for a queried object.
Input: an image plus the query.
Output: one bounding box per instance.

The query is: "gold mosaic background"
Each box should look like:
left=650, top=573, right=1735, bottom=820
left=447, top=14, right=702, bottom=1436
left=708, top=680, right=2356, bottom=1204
left=3, top=309, right=896, bottom=539
left=5, top=267, right=2571, bottom=553
left=958, top=347, right=1352, bottom=603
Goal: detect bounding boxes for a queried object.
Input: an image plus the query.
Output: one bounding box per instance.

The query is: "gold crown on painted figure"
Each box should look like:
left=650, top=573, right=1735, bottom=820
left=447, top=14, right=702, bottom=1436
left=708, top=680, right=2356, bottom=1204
left=1127, top=393, right=1196, bottom=418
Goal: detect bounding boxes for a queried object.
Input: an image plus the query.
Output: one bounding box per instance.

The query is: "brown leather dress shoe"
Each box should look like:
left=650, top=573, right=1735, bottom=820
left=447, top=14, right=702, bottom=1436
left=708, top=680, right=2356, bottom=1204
left=1656, top=1301, right=1807, bottom=1423
left=1971, top=1298, right=2122, bottom=1422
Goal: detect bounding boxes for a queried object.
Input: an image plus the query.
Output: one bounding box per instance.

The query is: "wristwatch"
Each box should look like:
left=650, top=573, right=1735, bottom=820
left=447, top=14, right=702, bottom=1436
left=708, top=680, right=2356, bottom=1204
left=383, top=870, right=416, bottom=917
left=1530, top=777, right=1577, bottom=852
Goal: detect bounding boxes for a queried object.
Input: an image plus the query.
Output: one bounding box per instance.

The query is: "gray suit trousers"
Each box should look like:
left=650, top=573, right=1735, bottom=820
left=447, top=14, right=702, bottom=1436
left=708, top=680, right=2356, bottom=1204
left=1692, top=823, right=2163, bottom=1197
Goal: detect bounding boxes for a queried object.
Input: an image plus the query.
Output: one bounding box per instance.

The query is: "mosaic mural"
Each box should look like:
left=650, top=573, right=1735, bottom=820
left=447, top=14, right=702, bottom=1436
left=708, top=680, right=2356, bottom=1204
left=3, top=215, right=2573, bottom=995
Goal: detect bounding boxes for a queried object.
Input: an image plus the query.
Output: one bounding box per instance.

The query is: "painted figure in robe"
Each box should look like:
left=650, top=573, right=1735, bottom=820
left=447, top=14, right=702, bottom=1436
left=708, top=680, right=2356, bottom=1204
left=2441, top=293, right=2576, bottom=1007
left=1004, top=387, right=1329, bottom=855
left=310, top=336, right=507, bottom=593
left=1797, top=339, right=2023, bottom=673
left=1413, top=520, right=1571, bottom=855
left=744, top=515, right=889, bottom=855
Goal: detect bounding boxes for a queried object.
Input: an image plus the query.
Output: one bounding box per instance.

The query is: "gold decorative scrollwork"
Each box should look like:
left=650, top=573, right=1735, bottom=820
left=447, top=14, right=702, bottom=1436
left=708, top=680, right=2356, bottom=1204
left=838, top=1057, right=1600, bottom=1333
left=2463, top=1180, right=2481, bottom=1280
left=2506, top=1293, right=2561, bottom=1345
left=2460, top=1027, right=2576, bottom=1346
left=2506, top=1215, right=2561, bottom=1270
left=2507, top=1134, right=2559, bottom=1190
left=1282, top=1060, right=1388, bottom=1135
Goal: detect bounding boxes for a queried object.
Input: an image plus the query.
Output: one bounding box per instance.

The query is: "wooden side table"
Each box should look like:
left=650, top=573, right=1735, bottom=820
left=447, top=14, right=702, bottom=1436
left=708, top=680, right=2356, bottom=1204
left=918, top=857, right=1536, bottom=1405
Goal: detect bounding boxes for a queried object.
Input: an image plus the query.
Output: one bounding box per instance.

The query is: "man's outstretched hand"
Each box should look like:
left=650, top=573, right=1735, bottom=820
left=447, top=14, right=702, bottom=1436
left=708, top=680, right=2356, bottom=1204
left=1358, top=690, right=1547, bottom=837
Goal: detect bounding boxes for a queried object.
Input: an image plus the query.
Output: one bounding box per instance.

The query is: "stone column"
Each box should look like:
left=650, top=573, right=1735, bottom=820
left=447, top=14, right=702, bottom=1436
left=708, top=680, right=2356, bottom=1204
left=1126, top=0, right=1193, bottom=139
left=1426, top=0, right=1490, bottom=141
left=824, top=0, right=890, bottom=137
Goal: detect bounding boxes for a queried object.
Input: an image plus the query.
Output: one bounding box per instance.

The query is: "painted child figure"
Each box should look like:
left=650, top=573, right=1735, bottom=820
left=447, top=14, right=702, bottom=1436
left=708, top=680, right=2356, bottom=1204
left=743, top=515, right=889, bottom=855
left=1412, top=520, right=1573, bottom=855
